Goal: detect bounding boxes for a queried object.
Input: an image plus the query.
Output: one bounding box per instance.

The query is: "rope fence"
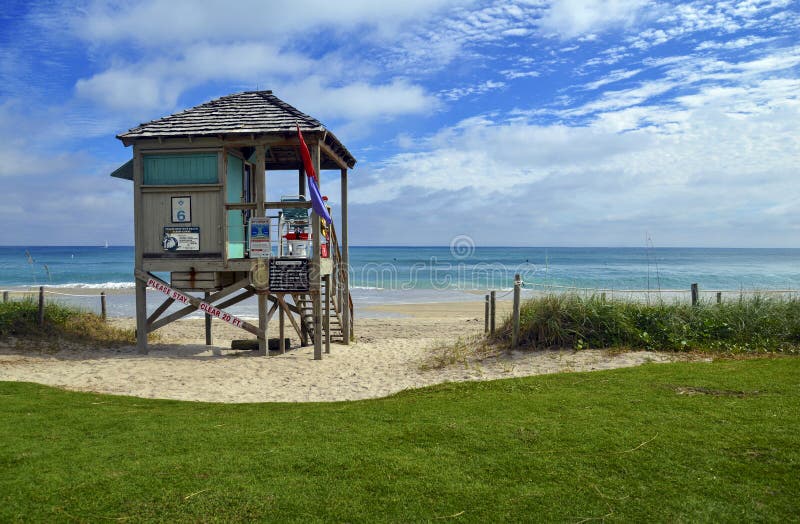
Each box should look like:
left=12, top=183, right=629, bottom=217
left=484, top=279, right=799, bottom=346
left=520, top=281, right=798, bottom=294
left=2, top=286, right=109, bottom=323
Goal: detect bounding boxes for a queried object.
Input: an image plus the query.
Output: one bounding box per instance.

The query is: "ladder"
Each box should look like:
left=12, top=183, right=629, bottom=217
left=293, top=219, right=353, bottom=344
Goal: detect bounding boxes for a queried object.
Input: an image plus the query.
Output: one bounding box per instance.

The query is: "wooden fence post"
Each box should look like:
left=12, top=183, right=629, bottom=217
left=100, top=292, right=107, bottom=321
left=3, top=291, right=8, bottom=303
left=204, top=291, right=212, bottom=346
left=484, top=294, right=489, bottom=334
left=691, top=283, right=699, bottom=306
left=490, top=290, right=496, bottom=336
left=512, top=274, right=521, bottom=348
left=716, top=292, right=722, bottom=304
left=38, top=286, right=45, bottom=327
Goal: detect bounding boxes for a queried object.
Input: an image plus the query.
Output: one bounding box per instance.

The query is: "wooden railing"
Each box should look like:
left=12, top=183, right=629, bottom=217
left=328, top=220, right=353, bottom=332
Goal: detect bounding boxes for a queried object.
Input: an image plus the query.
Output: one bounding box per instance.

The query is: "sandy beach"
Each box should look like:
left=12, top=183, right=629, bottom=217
left=0, top=300, right=698, bottom=403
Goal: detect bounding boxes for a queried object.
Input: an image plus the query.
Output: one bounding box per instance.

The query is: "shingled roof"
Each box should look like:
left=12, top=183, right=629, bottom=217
left=117, top=90, right=356, bottom=168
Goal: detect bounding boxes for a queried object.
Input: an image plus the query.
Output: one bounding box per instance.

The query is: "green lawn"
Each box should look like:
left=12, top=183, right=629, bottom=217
left=1, top=358, right=798, bottom=522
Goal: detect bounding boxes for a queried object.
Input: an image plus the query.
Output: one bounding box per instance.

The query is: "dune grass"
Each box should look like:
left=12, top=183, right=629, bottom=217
left=0, top=297, right=135, bottom=347
left=496, top=293, right=800, bottom=354
left=1, top=358, right=798, bottom=521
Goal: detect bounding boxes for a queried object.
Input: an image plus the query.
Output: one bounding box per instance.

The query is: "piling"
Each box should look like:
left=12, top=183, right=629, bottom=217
left=691, top=283, right=699, bottom=306
left=100, top=292, right=107, bottom=321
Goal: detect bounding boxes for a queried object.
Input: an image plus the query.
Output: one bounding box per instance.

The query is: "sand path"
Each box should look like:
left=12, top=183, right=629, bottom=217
left=0, top=301, right=694, bottom=403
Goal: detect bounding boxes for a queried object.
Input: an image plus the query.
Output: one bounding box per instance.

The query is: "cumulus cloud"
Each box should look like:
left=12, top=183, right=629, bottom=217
left=75, top=43, right=315, bottom=112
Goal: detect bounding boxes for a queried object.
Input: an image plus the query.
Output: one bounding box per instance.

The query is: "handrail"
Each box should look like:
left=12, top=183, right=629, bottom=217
left=328, top=220, right=353, bottom=328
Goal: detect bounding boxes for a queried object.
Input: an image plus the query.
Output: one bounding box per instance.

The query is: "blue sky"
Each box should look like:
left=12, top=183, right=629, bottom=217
left=1, top=0, right=798, bottom=247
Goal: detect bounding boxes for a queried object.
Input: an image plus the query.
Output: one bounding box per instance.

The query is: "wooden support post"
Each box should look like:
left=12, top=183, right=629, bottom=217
left=298, top=168, right=306, bottom=198
left=133, top=145, right=147, bottom=354
left=311, top=142, right=323, bottom=360
left=490, top=290, right=496, bottom=336
left=134, top=280, right=147, bottom=353
left=512, top=274, right=521, bottom=348
left=38, top=286, right=45, bottom=327
left=716, top=292, right=722, bottom=304
left=691, top=283, right=699, bottom=306
left=601, top=292, right=606, bottom=302
left=484, top=294, right=490, bottom=334
left=341, top=168, right=350, bottom=344
left=3, top=291, right=8, bottom=303
left=324, top=275, right=331, bottom=354
left=258, top=294, right=268, bottom=356
left=279, top=295, right=286, bottom=354
left=204, top=291, right=212, bottom=345
left=301, top=319, right=309, bottom=346
left=255, top=142, right=268, bottom=355
left=100, top=292, right=107, bottom=321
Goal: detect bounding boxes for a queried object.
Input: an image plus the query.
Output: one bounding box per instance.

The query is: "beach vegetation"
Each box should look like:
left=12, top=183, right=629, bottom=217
left=421, top=334, right=498, bottom=370
left=0, top=297, right=135, bottom=347
left=497, top=293, right=800, bottom=354
left=0, top=358, right=798, bottom=521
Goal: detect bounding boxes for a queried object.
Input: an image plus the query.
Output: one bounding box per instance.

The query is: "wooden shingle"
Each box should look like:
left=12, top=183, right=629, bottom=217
left=117, top=91, right=356, bottom=168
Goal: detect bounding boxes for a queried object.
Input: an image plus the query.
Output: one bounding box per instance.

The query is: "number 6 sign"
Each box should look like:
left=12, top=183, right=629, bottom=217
left=171, top=196, right=191, bottom=223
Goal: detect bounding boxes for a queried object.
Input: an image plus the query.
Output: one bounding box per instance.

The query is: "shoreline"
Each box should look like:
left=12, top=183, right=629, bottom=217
left=0, top=300, right=702, bottom=403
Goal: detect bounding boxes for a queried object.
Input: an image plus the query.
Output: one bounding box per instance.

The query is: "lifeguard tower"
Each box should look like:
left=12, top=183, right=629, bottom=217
left=111, top=91, right=355, bottom=358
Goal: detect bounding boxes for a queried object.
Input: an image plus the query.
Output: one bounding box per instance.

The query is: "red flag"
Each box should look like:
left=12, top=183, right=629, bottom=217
left=297, top=124, right=317, bottom=182
left=296, top=124, right=332, bottom=224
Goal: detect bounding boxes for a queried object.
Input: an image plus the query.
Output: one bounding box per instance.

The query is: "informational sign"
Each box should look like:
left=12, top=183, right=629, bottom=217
left=146, top=277, right=245, bottom=328
left=248, top=217, right=271, bottom=258
left=162, top=226, right=200, bottom=251
left=171, top=196, right=191, bottom=223
left=268, top=257, right=310, bottom=292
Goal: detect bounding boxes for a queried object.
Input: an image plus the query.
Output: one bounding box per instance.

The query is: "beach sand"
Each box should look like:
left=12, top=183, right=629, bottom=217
left=0, top=300, right=698, bottom=403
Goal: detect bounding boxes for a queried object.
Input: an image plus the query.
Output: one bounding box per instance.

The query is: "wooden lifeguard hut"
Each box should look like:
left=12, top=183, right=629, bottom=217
left=111, top=90, right=355, bottom=358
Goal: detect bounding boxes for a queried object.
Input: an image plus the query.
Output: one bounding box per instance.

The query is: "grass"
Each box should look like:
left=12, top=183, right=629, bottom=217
left=496, top=293, right=800, bottom=354
left=1, top=358, right=799, bottom=521
left=0, top=298, right=136, bottom=348
left=421, top=334, right=499, bottom=370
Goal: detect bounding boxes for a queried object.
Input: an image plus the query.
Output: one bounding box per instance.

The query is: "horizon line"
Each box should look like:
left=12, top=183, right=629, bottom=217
left=2, top=244, right=799, bottom=250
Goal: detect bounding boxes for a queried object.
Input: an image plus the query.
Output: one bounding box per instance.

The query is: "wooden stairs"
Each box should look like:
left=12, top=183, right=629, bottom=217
left=292, top=219, right=353, bottom=345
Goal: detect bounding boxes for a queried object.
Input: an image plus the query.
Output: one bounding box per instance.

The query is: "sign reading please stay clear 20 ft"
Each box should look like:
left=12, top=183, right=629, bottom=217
left=146, top=277, right=244, bottom=328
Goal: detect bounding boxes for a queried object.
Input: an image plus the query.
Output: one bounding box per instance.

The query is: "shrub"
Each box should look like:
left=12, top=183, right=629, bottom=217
left=0, top=298, right=134, bottom=346
left=496, top=293, right=800, bottom=354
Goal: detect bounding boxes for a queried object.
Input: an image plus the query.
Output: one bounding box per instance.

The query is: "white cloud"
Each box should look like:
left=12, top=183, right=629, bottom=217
left=276, top=77, right=439, bottom=122
left=75, top=0, right=463, bottom=46
left=350, top=42, right=800, bottom=245
left=440, top=80, right=507, bottom=101
left=583, top=68, right=643, bottom=90
left=75, top=43, right=315, bottom=112
left=538, top=0, right=651, bottom=38
left=695, top=35, right=777, bottom=50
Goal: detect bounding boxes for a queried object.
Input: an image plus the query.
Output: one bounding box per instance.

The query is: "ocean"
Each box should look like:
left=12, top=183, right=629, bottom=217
left=2, top=246, right=798, bottom=318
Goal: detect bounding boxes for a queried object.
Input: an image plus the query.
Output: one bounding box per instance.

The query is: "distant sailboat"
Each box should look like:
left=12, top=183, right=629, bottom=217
left=104, top=240, right=109, bottom=248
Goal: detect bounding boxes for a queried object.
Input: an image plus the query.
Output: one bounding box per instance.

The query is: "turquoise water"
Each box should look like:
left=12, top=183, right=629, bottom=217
left=3, top=246, right=799, bottom=291
left=2, top=246, right=798, bottom=317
